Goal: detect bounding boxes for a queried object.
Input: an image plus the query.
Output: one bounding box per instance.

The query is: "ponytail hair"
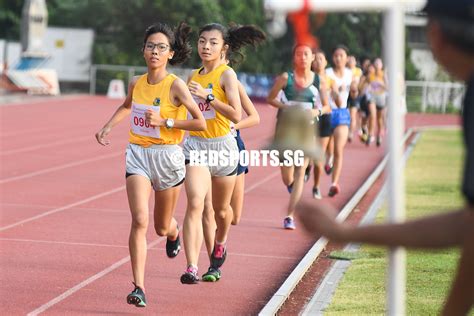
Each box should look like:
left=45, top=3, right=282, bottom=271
left=199, top=23, right=266, bottom=65
left=143, top=21, right=192, bottom=66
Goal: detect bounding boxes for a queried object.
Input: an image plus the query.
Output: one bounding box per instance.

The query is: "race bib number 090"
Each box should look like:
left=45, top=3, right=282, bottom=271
left=131, top=103, right=160, bottom=138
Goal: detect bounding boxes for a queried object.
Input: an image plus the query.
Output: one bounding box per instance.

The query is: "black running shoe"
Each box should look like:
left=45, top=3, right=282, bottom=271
left=210, top=244, right=227, bottom=269
left=304, top=165, right=311, bottom=183
left=180, top=267, right=199, bottom=284
left=376, top=136, right=382, bottom=147
left=202, top=267, right=221, bottom=282
left=127, top=283, right=147, bottom=307
left=166, top=232, right=181, bottom=258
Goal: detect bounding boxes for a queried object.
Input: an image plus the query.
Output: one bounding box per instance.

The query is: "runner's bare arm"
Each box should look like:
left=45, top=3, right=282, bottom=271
left=297, top=201, right=473, bottom=249
left=168, top=77, right=206, bottom=131
left=188, top=69, right=242, bottom=123
left=266, top=72, right=288, bottom=109
left=442, top=221, right=474, bottom=315
left=95, top=76, right=138, bottom=146
left=315, top=77, right=331, bottom=116
left=216, top=68, right=242, bottom=123
left=234, top=81, right=260, bottom=130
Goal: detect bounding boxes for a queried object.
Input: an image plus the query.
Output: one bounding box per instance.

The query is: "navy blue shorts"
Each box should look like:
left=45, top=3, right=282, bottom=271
left=318, top=113, right=333, bottom=137
left=347, top=95, right=361, bottom=109
left=235, top=130, right=249, bottom=175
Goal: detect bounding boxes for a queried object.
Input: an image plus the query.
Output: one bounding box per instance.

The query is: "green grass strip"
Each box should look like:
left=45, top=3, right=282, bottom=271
left=325, top=129, right=469, bottom=315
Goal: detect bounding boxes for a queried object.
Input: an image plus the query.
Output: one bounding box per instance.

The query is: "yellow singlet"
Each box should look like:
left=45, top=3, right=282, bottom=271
left=128, top=73, right=187, bottom=147
left=189, top=63, right=232, bottom=138
left=368, top=70, right=384, bottom=83
left=352, top=67, right=362, bottom=80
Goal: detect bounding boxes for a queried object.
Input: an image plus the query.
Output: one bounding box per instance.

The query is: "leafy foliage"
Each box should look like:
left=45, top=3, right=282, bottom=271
left=1, top=0, right=418, bottom=77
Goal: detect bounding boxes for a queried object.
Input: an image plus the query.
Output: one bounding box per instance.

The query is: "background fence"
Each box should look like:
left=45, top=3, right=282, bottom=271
left=405, top=80, right=465, bottom=113
left=89, top=64, right=465, bottom=114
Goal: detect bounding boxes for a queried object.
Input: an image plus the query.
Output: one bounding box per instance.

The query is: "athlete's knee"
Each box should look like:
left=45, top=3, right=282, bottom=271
left=131, top=213, right=148, bottom=230
left=214, top=207, right=230, bottom=220
left=154, top=224, right=169, bottom=237
left=188, top=196, right=205, bottom=212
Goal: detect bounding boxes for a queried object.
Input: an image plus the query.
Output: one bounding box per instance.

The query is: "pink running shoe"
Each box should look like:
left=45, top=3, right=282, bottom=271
left=328, top=184, right=340, bottom=197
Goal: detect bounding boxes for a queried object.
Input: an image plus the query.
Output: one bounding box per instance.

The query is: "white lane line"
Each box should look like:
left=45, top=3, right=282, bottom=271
left=0, top=121, right=96, bottom=138
left=0, top=151, right=122, bottom=184
left=0, top=238, right=298, bottom=261
left=0, top=202, right=284, bottom=224
left=1, top=126, right=72, bottom=138
left=0, top=186, right=125, bottom=232
left=26, top=237, right=164, bottom=316
left=244, top=170, right=280, bottom=193
left=1, top=202, right=129, bottom=213
left=0, top=94, right=94, bottom=108
left=0, top=238, right=128, bottom=249
left=23, top=163, right=282, bottom=314
left=258, top=129, right=417, bottom=315
left=301, top=133, right=423, bottom=315
left=0, top=136, right=92, bottom=156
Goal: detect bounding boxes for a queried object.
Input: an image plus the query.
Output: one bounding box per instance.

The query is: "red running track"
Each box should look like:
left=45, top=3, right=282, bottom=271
left=0, top=95, right=460, bottom=315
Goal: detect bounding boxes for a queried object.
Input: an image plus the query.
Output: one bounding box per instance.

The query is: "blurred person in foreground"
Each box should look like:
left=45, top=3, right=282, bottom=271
left=297, top=0, right=474, bottom=314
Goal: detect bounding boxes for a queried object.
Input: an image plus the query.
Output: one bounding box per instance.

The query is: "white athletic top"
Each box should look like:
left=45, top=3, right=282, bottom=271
left=326, top=67, right=353, bottom=109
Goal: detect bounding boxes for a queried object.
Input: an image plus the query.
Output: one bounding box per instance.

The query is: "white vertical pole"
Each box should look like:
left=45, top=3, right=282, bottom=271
left=385, top=4, right=406, bottom=316
left=89, top=65, right=96, bottom=95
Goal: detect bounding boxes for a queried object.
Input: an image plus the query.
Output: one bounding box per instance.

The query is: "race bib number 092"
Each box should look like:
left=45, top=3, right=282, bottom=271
left=193, top=88, right=216, bottom=119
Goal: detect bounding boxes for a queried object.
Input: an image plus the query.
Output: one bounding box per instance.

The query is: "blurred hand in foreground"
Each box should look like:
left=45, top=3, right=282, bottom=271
left=296, top=200, right=345, bottom=241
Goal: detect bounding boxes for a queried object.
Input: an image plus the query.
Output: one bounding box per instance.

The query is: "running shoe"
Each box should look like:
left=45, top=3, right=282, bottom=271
left=304, top=165, right=311, bottom=183
left=202, top=267, right=221, bottom=282
left=376, top=136, right=382, bottom=147
left=180, top=266, right=200, bottom=284
left=312, top=187, right=322, bottom=200
left=366, top=136, right=374, bottom=146
left=286, top=182, right=294, bottom=193
left=166, top=227, right=181, bottom=258
left=359, top=128, right=368, bottom=143
left=328, top=184, right=340, bottom=197
left=210, top=243, right=227, bottom=268
left=127, top=283, right=147, bottom=307
left=283, top=216, right=296, bottom=230
left=324, top=163, right=333, bottom=175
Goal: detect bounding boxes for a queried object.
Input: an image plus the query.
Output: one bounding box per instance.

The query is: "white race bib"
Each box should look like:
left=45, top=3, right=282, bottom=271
left=193, top=88, right=216, bottom=119
left=230, top=122, right=237, bottom=137
left=286, top=100, right=313, bottom=110
left=130, top=103, right=160, bottom=138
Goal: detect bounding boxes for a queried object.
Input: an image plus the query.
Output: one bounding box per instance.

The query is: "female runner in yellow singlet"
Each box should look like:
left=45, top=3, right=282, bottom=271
left=95, top=22, right=205, bottom=307
left=180, top=23, right=265, bottom=284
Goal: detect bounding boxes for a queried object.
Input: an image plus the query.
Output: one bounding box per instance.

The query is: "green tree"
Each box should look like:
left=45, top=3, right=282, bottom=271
left=313, top=13, right=382, bottom=65
left=0, top=0, right=24, bottom=40
left=1, top=0, right=419, bottom=79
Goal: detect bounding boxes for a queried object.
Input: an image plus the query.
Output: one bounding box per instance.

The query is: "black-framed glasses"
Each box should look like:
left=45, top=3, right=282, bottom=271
left=144, top=42, right=170, bottom=52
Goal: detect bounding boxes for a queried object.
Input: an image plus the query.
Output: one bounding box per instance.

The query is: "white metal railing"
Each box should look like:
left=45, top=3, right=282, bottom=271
left=405, top=80, right=465, bottom=113
left=89, top=64, right=192, bottom=95
left=89, top=64, right=465, bottom=115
